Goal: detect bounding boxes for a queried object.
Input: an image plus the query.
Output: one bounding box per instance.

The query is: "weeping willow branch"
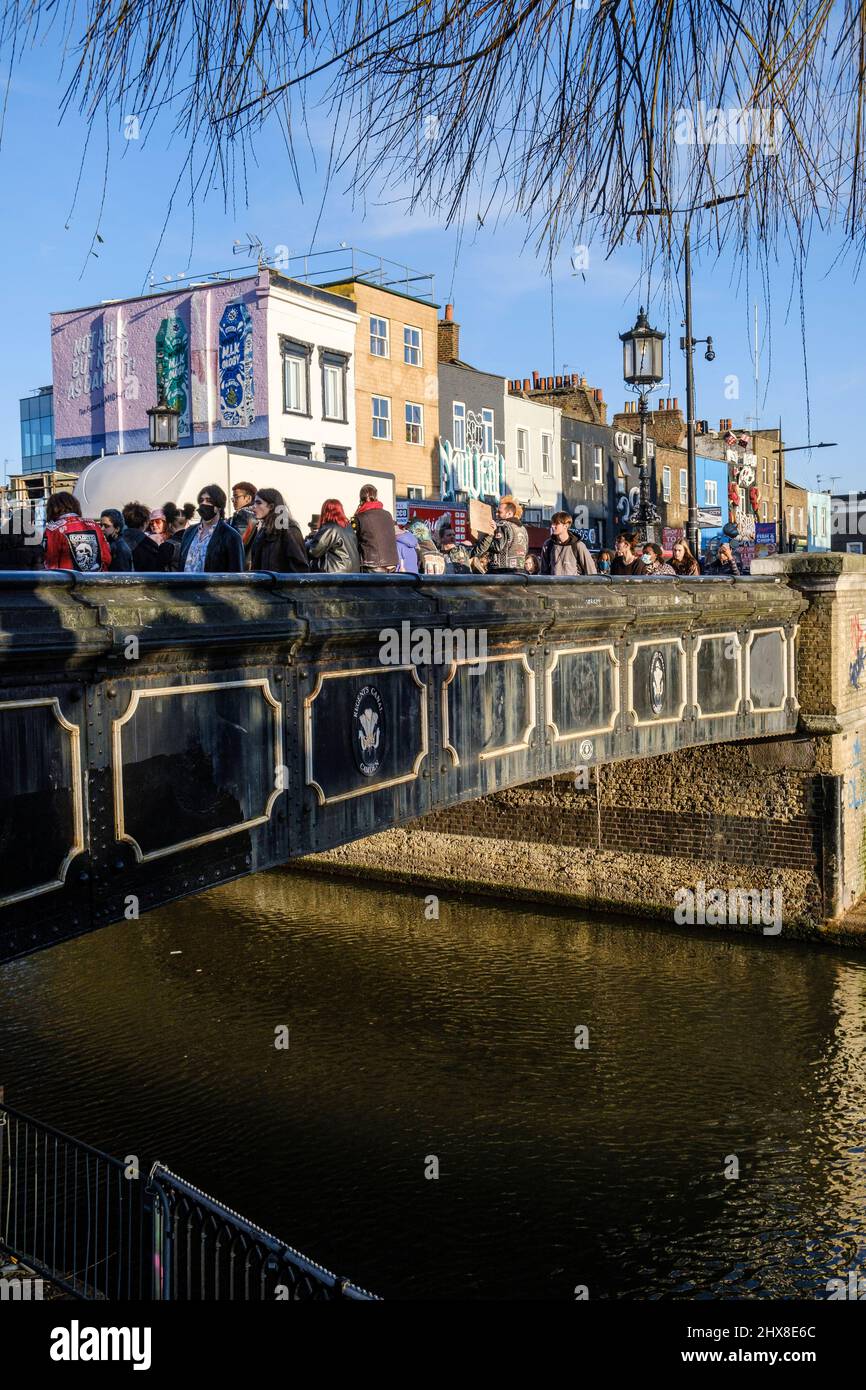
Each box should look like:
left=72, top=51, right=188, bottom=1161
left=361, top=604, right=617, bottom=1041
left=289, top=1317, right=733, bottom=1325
left=1, top=0, right=864, bottom=265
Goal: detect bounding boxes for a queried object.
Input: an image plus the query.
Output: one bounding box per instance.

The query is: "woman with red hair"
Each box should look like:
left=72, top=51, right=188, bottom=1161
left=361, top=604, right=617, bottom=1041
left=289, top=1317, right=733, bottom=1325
left=307, top=497, right=360, bottom=573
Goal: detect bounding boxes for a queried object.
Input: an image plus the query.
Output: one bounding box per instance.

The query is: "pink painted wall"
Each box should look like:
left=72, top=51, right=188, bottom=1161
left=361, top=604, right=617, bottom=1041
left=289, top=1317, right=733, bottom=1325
left=51, top=273, right=270, bottom=461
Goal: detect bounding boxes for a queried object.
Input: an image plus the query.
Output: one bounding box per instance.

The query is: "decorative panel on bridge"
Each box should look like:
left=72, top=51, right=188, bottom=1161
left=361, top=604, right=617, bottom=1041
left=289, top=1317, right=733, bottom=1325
left=627, top=640, right=687, bottom=727
left=693, top=633, right=743, bottom=719
left=442, top=653, right=535, bottom=767
left=112, top=678, right=283, bottom=861
left=0, top=697, right=83, bottom=907
left=545, top=645, right=620, bottom=760
left=745, top=627, right=790, bottom=713
left=304, top=665, right=427, bottom=805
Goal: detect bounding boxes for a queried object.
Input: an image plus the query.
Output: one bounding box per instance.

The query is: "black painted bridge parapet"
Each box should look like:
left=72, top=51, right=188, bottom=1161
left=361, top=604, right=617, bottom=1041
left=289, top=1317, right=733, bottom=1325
left=0, top=571, right=806, bottom=958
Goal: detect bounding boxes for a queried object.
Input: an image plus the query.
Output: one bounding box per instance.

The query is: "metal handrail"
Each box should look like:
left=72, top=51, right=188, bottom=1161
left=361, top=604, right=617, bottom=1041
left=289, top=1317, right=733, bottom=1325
left=147, top=1163, right=380, bottom=1301
left=0, top=1102, right=379, bottom=1302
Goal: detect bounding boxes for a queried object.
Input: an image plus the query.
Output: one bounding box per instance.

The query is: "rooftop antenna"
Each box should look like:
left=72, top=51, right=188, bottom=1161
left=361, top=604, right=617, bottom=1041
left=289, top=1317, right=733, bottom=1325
left=233, top=233, right=264, bottom=265
left=817, top=473, right=841, bottom=493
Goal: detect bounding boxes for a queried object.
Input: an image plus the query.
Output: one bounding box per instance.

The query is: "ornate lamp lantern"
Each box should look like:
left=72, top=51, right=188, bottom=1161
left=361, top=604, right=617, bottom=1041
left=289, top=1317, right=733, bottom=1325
left=619, top=308, right=665, bottom=543
left=147, top=397, right=180, bottom=449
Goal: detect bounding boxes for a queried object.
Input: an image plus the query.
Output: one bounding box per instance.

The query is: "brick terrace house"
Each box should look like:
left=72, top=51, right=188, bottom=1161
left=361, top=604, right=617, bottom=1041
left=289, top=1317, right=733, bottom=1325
left=326, top=276, right=439, bottom=499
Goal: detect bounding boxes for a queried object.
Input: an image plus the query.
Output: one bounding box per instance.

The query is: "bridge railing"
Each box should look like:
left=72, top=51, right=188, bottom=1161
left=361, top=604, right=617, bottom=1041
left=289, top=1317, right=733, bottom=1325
left=0, top=1101, right=377, bottom=1301
left=148, top=1163, right=379, bottom=1301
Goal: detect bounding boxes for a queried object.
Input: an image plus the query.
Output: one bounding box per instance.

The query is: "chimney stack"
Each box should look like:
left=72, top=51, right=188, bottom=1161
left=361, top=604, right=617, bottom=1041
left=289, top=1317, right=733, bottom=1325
left=437, top=302, right=460, bottom=363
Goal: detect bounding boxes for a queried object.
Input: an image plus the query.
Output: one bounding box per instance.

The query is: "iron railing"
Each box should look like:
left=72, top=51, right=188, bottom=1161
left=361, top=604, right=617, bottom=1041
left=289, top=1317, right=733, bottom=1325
left=0, top=1101, right=149, bottom=1299
left=149, top=1164, right=378, bottom=1301
left=0, top=1102, right=378, bottom=1301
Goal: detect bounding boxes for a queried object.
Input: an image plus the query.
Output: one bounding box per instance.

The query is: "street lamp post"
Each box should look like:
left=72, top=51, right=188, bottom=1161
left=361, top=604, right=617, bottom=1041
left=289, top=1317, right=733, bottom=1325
left=619, top=307, right=665, bottom=544
left=681, top=222, right=716, bottom=560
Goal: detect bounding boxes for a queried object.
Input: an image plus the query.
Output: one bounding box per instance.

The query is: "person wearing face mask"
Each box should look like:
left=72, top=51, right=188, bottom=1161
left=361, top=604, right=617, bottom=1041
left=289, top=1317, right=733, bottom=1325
left=180, top=484, right=245, bottom=572
left=641, top=542, right=676, bottom=576
left=597, top=549, right=613, bottom=575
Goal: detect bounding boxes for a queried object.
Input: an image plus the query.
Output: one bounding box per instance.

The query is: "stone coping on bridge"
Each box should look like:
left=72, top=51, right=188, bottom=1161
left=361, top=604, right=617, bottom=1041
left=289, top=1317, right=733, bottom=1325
left=0, top=569, right=806, bottom=671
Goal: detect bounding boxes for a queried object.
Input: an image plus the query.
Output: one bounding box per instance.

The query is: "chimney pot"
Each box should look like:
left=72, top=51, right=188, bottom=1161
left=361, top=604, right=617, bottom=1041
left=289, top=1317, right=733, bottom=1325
left=532, top=371, right=540, bottom=387
left=672, top=397, right=679, bottom=410
left=580, top=376, right=587, bottom=386
left=444, top=303, right=454, bottom=323
left=523, top=378, right=531, bottom=392
left=555, top=375, right=562, bottom=388
left=720, top=418, right=726, bottom=431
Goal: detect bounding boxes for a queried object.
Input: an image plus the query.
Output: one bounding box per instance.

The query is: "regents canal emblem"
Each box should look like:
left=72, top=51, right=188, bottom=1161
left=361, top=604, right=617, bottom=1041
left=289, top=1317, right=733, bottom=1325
left=352, top=684, right=385, bottom=777
left=649, top=649, right=666, bottom=715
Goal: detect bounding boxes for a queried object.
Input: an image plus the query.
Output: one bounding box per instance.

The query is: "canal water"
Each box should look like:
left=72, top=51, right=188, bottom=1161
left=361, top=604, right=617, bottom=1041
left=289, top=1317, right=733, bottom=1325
left=1, top=869, right=865, bottom=1301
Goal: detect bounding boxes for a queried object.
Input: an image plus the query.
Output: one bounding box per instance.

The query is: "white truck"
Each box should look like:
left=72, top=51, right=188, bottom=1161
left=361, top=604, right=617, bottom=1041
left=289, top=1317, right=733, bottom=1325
left=73, top=444, right=395, bottom=528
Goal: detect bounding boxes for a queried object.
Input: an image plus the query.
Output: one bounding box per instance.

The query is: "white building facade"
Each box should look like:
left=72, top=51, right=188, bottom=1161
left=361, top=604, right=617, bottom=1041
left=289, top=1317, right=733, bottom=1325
left=51, top=268, right=359, bottom=473
left=502, top=388, right=564, bottom=520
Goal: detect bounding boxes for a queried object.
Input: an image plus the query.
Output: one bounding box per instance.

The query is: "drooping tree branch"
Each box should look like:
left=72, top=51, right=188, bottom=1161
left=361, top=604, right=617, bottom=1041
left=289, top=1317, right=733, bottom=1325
left=1, top=0, right=864, bottom=264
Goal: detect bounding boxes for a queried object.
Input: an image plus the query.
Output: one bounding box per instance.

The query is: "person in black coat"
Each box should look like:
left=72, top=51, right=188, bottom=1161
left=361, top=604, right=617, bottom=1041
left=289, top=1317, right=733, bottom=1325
left=248, top=488, right=310, bottom=573
left=179, top=484, right=246, bottom=572
left=121, top=500, right=151, bottom=569
left=99, top=509, right=134, bottom=572
left=306, top=498, right=360, bottom=573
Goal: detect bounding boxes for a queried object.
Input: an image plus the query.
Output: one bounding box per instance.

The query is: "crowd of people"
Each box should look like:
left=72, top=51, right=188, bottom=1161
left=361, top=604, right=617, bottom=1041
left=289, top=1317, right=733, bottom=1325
left=33, top=483, right=744, bottom=578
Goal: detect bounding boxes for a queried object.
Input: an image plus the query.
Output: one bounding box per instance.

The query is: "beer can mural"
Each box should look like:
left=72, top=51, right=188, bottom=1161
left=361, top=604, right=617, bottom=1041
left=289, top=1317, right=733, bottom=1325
left=219, top=301, right=255, bottom=427
left=155, top=313, right=191, bottom=439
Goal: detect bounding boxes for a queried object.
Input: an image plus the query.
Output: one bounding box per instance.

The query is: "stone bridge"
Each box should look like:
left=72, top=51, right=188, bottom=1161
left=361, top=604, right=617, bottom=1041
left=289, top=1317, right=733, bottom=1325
left=0, top=556, right=860, bottom=958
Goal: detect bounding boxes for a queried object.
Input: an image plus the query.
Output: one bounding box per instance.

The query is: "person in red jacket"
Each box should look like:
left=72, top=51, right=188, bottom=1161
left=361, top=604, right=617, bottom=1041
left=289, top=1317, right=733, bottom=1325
left=42, top=492, right=111, bottom=572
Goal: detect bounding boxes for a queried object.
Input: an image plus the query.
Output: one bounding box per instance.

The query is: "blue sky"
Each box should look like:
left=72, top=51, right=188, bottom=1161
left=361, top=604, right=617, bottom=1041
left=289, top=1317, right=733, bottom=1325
left=0, top=38, right=862, bottom=493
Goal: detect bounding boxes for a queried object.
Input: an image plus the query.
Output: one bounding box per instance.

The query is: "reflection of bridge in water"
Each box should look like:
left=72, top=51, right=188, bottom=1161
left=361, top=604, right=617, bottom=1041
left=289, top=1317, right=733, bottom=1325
left=0, top=564, right=828, bottom=959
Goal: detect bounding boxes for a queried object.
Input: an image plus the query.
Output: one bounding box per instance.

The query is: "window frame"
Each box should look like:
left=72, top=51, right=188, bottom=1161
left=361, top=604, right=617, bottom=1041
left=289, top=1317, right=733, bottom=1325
left=453, top=401, right=466, bottom=451
left=679, top=468, right=688, bottom=504
left=593, top=445, right=604, bottom=485
left=662, top=465, right=672, bottom=502
left=284, top=438, right=313, bottom=460
left=405, top=400, right=424, bottom=446
left=319, top=348, right=349, bottom=424
left=704, top=478, right=718, bottom=506
left=369, top=316, right=389, bottom=359
left=541, top=431, right=553, bottom=476
left=280, top=335, right=312, bottom=417
left=407, top=485, right=426, bottom=500
left=372, top=394, right=392, bottom=441
left=571, top=440, right=582, bottom=482
left=403, top=324, right=423, bottom=367
left=516, top=427, right=530, bottom=472
left=481, top=408, right=495, bottom=456
left=323, top=445, right=350, bottom=465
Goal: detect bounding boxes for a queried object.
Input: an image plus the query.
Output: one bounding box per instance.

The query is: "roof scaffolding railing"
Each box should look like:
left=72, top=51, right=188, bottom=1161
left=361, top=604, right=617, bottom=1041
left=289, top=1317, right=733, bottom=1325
left=146, top=246, right=436, bottom=303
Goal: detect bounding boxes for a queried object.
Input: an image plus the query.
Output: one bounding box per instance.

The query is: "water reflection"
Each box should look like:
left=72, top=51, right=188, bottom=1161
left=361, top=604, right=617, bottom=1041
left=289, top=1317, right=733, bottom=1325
left=1, top=868, right=864, bottom=1300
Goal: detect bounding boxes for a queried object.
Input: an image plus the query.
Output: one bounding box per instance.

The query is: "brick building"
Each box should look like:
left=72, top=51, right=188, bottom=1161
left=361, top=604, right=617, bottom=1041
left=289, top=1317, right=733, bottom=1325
left=327, top=277, right=439, bottom=498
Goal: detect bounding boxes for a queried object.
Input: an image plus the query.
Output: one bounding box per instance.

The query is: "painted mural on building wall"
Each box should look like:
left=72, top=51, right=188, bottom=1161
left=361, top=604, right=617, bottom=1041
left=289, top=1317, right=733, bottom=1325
left=63, top=317, right=139, bottom=407
left=219, top=301, right=255, bottom=427
left=155, top=313, right=191, bottom=439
